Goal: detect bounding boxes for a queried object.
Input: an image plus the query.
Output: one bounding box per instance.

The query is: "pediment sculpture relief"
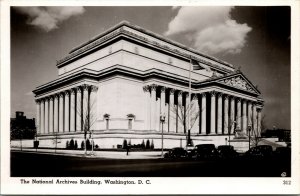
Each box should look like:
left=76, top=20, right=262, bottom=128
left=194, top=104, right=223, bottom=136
left=219, top=76, right=256, bottom=93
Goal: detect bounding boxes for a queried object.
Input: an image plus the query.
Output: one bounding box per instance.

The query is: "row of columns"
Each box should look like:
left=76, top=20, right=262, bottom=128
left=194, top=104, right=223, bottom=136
left=143, top=85, right=263, bottom=136
left=35, top=84, right=98, bottom=134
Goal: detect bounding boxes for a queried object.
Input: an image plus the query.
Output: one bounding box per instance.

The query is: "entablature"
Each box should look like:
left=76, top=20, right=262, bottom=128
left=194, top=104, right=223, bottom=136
left=34, top=66, right=261, bottom=100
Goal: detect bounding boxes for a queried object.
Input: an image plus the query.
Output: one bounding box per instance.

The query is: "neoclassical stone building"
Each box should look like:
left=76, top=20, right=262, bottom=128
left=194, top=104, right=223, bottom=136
left=33, top=21, right=263, bottom=150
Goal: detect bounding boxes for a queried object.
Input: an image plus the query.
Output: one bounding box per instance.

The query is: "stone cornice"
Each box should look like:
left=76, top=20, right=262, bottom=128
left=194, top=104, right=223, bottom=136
left=56, top=21, right=234, bottom=73
left=33, top=66, right=261, bottom=99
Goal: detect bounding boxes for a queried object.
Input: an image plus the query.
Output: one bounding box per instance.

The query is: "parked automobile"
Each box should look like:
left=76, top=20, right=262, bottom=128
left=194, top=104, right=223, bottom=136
left=274, top=147, right=291, bottom=160
left=217, top=145, right=239, bottom=159
left=191, top=144, right=219, bottom=160
left=244, top=145, right=273, bottom=159
left=186, top=145, right=194, bottom=158
left=164, top=147, right=188, bottom=159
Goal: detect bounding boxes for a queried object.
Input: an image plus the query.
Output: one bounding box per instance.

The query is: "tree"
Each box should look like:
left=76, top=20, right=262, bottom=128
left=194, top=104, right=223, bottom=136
left=170, top=98, right=201, bottom=145
left=250, top=114, right=266, bottom=147
left=75, top=85, right=98, bottom=156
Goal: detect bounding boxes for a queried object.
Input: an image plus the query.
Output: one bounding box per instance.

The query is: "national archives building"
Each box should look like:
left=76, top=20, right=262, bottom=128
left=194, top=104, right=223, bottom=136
left=33, top=21, right=264, bottom=150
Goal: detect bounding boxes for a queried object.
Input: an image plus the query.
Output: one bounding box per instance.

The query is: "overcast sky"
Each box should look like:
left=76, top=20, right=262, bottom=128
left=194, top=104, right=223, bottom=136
left=11, top=6, right=291, bottom=130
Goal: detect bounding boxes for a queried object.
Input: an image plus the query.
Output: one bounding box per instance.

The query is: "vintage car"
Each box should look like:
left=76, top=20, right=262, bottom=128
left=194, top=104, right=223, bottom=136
left=164, top=147, right=188, bottom=159
left=190, top=144, right=219, bottom=160
left=244, top=145, right=273, bottom=159
left=217, top=145, right=239, bottom=159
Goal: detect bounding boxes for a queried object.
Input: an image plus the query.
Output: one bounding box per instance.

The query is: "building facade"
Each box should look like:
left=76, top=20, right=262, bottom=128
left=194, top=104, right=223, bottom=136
left=10, top=111, right=36, bottom=140
left=33, top=21, right=264, bottom=150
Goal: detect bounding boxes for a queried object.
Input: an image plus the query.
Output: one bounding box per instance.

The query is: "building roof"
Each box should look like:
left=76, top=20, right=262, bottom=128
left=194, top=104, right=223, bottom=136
left=56, top=21, right=235, bottom=73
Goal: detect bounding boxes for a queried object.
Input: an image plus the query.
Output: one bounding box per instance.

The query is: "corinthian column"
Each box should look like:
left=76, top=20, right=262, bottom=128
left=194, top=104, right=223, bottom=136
left=252, top=104, right=257, bottom=136
left=64, top=91, right=70, bottom=132
left=53, top=95, right=59, bottom=132
left=242, top=99, right=247, bottom=133
left=184, top=93, right=189, bottom=133
left=76, top=87, right=82, bottom=131
left=150, top=85, right=157, bottom=131
left=160, top=87, right=166, bottom=115
left=82, top=85, right=89, bottom=130
left=59, top=93, right=64, bottom=132
left=224, top=95, right=229, bottom=134
left=210, top=91, right=216, bottom=134
left=143, top=86, right=151, bottom=130
left=70, top=89, right=76, bottom=132
left=90, top=85, right=98, bottom=131
left=248, top=101, right=253, bottom=134
left=236, top=98, right=241, bottom=130
left=177, top=91, right=183, bottom=133
left=217, top=93, right=223, bottom=134
left=40, top=99, right=45, bottom=134
left=44, top=98, right=49, bottom=133
left=49, top=97, right=53, bottom=133
left=257, top=107, right=262, bottom=137
left=35, top=100, right=40, bottom=134
left=230, top=96, right=235, bottom=134
left=169, top=89, right=175, bottom=132
left=201, top=93, right=206, bottom=134
left=160, top=87, right=166, bottom=132
left=191, top=94, right=199, bottom=134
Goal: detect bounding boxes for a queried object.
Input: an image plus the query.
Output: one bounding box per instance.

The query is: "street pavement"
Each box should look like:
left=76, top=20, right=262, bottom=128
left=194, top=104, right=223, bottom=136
left=10, top=149, right=291, bottom=177
left=11, top=147, right=163, bottom=159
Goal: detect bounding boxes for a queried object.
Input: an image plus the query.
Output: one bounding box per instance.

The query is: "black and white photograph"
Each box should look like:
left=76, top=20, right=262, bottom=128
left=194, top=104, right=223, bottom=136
left=1, top=1, right=299, bottom=195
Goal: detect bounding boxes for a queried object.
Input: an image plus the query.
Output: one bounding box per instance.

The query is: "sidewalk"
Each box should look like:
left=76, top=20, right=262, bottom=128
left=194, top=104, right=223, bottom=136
left=11, top=147, right=163, bottom=159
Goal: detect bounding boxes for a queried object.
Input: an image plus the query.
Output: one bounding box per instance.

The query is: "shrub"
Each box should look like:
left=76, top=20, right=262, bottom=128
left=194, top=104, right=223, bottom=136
left=141, top=140, right=145, bottom=149
left=123, top=139, right=127, bottom=149
left=86, top=139, right=91, bottom=150
left=81, top=141, right=84, bottom=149
left=151, top=139, right=154, bottom=149
left=146, top=139, right=150, bottom=149
left=70, top=139, right=75, bottom=149
left=74, top=140, right=78, bottom=149
left=66, top=141, right=69, bottom=149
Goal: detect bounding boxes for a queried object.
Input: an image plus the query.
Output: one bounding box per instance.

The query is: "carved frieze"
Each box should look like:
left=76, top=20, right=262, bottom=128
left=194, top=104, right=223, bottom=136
left=218, top=76, right=256, bottom=93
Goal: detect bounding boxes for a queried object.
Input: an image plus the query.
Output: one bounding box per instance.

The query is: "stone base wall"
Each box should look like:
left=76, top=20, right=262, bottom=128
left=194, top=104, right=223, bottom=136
left=11, top=131, right=234, bottom=150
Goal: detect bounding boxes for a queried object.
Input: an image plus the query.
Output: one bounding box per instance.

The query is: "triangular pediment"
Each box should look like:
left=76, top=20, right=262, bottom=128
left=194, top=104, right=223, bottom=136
left=215, top=73, right=260, bottom=94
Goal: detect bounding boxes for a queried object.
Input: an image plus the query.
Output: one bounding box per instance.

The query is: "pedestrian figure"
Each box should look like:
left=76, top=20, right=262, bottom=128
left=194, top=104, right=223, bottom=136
left=126, top=145, right=130, bottom=156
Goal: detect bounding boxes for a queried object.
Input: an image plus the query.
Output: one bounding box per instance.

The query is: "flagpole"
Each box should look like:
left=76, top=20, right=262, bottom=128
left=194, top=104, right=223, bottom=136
left=188, top=55, right=192, bottom=147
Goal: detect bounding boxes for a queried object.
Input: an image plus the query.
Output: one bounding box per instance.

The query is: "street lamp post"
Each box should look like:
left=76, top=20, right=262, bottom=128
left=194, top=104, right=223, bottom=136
left=160, top=114, right=166, bottom=157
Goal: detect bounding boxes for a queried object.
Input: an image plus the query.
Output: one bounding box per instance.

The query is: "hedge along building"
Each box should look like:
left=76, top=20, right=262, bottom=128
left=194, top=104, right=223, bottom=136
left=33, top=21, right=264, bottom=150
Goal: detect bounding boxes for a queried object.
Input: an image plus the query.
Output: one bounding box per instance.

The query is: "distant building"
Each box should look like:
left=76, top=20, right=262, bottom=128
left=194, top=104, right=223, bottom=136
left=10, top=111, right=36, bottom=139
left=33, top=21, right=264, bottom=149
left=262, top=129, right=291, bottom=142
